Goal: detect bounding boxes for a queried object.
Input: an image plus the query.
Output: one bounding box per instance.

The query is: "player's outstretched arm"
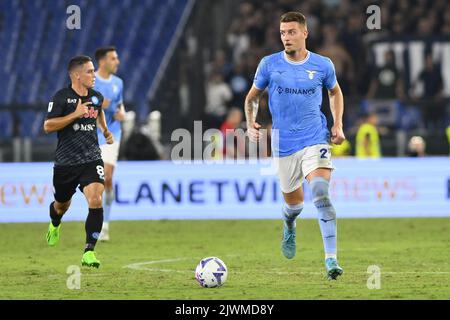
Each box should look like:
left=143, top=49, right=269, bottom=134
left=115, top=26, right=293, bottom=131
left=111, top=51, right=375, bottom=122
left=44, top=99, right=90, bottom=134
left=245, top=85, right=264, bottom=142
left=328, top=83, right=346, bottom=145
left=97, top=109, right=114, bottom=144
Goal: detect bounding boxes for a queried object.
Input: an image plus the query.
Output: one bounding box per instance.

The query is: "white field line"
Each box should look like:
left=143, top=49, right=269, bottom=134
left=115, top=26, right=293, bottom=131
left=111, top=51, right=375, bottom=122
left=123, top=257, right=450, bottom=275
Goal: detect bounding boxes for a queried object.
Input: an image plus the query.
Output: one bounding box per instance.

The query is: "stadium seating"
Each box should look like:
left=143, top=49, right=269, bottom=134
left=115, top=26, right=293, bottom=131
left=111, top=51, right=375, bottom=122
left=0, top=0, right=189, bottom=125
left=0, top=111, right=13, bottom=139
left=17, top=110, right=45, bottom=138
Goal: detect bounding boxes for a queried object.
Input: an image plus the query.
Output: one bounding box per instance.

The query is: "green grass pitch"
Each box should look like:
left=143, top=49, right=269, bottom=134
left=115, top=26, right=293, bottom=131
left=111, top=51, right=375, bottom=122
left=1, top=218, right=449, bottom=299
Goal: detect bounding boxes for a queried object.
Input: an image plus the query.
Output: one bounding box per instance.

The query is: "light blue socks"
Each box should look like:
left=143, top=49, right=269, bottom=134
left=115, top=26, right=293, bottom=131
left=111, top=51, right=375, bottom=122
left=282, top=202, right=303, bottom=230
left=310, top=177, right=337, bottom=256
left=103, top=189, right=114, bottom=223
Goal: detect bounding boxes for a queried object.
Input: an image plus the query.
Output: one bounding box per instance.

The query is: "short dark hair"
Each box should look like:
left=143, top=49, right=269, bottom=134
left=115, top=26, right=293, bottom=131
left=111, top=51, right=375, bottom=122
left=68, top=55, right=92, bottom=72
left=280, top=11, right=307, bottom=27
left=95, top=46, right=116, bottom=62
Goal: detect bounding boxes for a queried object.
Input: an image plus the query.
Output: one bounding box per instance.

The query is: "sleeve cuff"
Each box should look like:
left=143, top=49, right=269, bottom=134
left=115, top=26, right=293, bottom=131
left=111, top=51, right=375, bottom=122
left=253, top=83, right=265, bottom=91
left=326, top=79, right=338, bottom=90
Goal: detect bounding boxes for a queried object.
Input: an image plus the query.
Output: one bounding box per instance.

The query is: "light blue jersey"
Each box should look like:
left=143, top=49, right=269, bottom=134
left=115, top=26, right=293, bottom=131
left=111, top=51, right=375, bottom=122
left=94, top=73, right=124, bottom=145
left=254, top=50, right=337, bottom=157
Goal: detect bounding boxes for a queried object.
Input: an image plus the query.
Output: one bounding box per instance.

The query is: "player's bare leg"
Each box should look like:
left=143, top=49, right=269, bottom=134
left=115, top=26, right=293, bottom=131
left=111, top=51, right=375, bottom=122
left=280, top=187, right=304, bottom=259
left=46, top=200, right=71, bottom=246
left=99, top=163, right=114, bottom=241
left=81, top=182, right=104, bottom=268
left=306, top=168, right=343, bottom=280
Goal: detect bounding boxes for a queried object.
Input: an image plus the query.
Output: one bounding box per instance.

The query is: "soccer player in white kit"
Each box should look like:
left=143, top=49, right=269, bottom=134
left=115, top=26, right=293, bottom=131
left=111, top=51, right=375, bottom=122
left=94, top=47, right=125, bottom=241
left=245, top=12, right=345, bottom=280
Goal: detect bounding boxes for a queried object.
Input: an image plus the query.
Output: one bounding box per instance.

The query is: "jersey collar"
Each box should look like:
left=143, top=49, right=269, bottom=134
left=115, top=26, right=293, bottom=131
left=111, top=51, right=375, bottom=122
left=283, top=50, right=310, bottom=65
left=95, top=71, right=112, bottom=82
left=68, top=84, right=90, bottom=98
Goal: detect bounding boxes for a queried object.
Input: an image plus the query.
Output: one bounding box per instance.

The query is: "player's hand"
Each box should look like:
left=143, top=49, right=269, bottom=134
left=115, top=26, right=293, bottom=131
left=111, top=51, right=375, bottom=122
left=247, top=122, right=262, bottom=142
left=103, top=130, right=114, bottom=144
left=74, top=99, right=91, bottom=118
left=113, top=108, right=126, bottom=121
left=331, top=124, right=346, bottom=145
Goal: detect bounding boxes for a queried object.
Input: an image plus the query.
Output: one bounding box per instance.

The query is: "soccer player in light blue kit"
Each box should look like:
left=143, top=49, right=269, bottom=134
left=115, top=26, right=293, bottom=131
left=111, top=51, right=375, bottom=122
left=94, top=47, right=125, bottom=241
left=245, top=12, right=345, bottom=280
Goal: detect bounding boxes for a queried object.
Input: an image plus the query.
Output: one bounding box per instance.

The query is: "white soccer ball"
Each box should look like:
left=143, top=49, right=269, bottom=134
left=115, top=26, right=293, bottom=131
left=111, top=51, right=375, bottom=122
left=195, top=257, right=228, bottom=288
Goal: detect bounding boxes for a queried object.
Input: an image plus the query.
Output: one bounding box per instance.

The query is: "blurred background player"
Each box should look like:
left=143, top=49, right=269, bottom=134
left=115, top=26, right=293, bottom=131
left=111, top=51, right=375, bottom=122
left=447, top=126, right=450, bottom=155
left=44, top=55, right=113, bottom=268
left=94, top=47, right=125, bottom=241
left=355, top=112, right=381, bottom=158
left=410, top=53, right=445, bottom=131
left=220, top=107, right=245, bottom=159
left=245, top=12, right=345, bottom=280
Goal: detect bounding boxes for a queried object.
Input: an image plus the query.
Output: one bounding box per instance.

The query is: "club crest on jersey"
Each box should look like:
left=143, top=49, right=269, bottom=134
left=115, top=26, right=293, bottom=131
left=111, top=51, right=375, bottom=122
left=91, top=96, right=99, bottom=105
left=306, top=70, right=317, bottom=80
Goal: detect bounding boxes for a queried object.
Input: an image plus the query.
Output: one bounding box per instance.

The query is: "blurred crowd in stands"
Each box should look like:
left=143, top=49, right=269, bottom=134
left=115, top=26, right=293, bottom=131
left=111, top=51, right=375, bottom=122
left=2, top=0, right=450, bottom=161
left=198, top=0, right=450, bottom=158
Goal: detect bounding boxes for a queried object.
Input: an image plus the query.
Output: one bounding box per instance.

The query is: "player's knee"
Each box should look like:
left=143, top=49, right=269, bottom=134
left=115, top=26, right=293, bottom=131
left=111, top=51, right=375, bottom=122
left=87, top=195, right=103, bottom=208
left=282, top=188, right=304, bottom=205
left=310, top=177, right=329, bottom=198
left=310, top=177, right=334, bottom=209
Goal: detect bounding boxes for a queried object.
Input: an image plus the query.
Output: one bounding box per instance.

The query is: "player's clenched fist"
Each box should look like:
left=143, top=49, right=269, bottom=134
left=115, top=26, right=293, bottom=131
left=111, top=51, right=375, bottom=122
left=103, top=130, right=114, bottom=144
left=247, top=122, right=262, bottom=142
left=74, top=99, right=91, bottom=118
left=331, top=124, right=346, bottom=145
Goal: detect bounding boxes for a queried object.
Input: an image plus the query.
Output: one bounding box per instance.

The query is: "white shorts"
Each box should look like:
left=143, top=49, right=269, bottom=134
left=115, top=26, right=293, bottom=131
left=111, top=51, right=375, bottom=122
left=275, top=144, right=334, bottom=194
left=100, top=141, right=120, bottom=166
